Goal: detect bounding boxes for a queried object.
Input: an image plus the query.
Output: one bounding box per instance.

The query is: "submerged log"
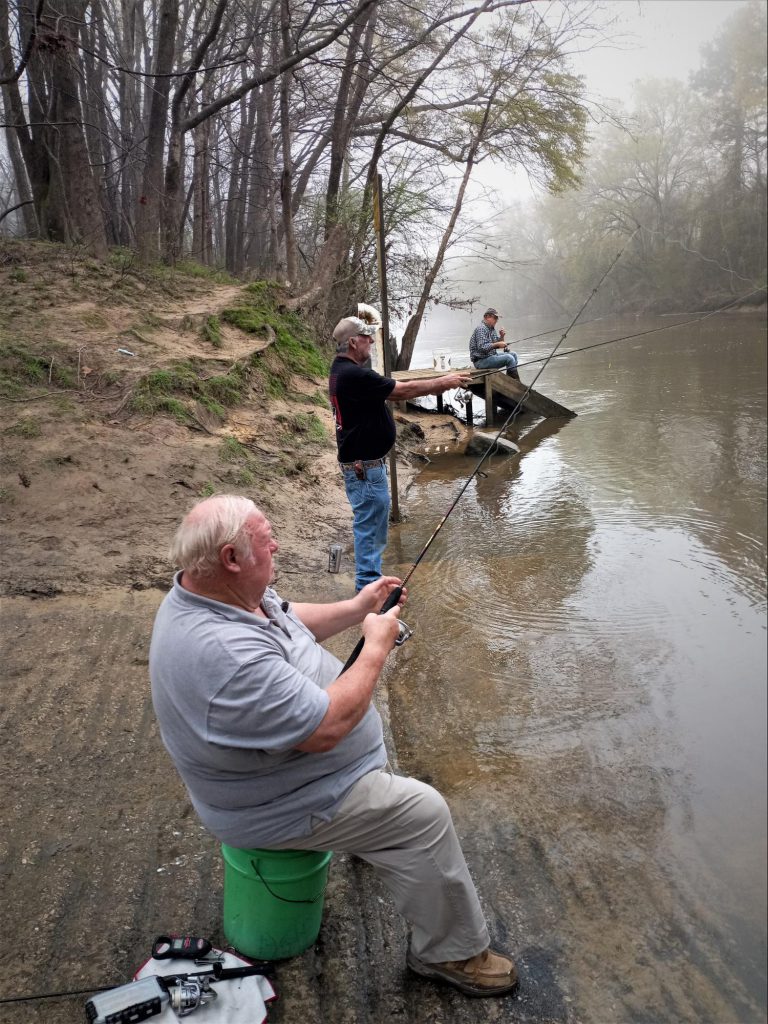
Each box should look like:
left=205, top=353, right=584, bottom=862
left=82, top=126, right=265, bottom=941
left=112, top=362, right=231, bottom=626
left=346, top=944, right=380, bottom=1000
left=465, top=432, right=521, bottom=458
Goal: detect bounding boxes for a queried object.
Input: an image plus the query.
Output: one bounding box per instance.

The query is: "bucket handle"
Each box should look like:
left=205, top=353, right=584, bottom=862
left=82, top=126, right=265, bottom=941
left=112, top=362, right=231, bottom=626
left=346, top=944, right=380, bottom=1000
left=250, top=858, right=326, bottom=905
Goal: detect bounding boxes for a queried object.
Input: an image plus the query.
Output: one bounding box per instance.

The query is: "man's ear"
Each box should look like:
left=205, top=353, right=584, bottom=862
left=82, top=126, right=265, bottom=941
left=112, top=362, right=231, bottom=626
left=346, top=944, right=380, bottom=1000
left=220, top=544, right=240, bottom=572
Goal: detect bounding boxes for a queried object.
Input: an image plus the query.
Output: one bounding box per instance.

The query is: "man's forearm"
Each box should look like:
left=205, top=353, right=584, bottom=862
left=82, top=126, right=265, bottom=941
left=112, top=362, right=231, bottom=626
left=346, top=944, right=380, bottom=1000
left=292, top=597, right=364, bottom=641
left=389, top=377, right=453, bottom=401
left=294, top=642, right=389, bottom=752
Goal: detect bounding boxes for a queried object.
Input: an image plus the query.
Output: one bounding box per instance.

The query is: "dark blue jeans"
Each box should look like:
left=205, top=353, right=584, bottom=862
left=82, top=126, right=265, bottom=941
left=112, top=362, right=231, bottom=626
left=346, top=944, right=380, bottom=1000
left=474, top=351, right=518, bottom=372
left=342, top=462, right=390, bottom=591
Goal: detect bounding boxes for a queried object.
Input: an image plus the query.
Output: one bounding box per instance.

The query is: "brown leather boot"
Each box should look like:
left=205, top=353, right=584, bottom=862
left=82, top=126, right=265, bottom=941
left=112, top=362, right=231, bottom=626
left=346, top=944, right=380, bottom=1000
left=406, top=947, right=519, bottom=997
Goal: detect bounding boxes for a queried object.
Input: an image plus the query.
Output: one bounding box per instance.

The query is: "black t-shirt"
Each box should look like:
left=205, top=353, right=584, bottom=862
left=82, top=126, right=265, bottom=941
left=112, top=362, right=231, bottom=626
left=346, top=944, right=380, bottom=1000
left=329, top=355, right=397, bottom=462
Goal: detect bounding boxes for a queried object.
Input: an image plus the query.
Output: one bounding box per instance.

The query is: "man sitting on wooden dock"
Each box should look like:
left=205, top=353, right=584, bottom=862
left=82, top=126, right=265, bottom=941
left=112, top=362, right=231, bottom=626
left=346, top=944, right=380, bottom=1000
left=469, top=308, right=520, bottom=380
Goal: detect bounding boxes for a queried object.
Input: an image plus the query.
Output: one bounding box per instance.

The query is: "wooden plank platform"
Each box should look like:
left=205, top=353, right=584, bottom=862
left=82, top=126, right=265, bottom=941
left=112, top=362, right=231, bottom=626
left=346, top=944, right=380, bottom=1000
left=391, top=366, right=576, bottom=419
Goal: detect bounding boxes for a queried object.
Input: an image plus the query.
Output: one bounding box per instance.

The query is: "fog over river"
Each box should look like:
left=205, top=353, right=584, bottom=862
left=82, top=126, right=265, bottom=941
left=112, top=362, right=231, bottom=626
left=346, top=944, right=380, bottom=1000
left=387, top=310, right=767, bottom=1022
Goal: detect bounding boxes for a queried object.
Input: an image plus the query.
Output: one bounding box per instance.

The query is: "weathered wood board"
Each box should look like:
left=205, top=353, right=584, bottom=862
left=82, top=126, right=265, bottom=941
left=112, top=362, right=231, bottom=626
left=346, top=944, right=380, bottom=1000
left=391, top=366, right=576, bottom=419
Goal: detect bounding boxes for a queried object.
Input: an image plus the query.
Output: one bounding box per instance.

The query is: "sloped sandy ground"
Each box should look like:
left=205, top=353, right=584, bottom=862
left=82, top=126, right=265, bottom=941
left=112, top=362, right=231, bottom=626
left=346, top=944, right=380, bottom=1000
left=0, top=244, right=567, bottom=1023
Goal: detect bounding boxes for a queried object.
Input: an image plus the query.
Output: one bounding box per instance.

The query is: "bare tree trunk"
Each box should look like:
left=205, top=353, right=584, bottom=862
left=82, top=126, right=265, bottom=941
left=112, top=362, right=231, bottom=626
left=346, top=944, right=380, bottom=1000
left=285, top=222, right=347, bottom=311
left=278, top=0, right=297, bottom=284
left=245, top=71, right=275, bottom=273
left=0, top=81, right=37, bottom=235
left=38, top=0, right=108, bottom=256
left=324, top=4, right=376, bottom=239
left=136, top=0, right=178, bottom=263
left=116, top=0, right=141, bottom=245
left=191, top=82, right=213, bottom=263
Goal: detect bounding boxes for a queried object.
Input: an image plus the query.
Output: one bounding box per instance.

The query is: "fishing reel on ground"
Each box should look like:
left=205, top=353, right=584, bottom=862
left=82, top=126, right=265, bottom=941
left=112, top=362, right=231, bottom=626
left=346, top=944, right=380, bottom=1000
left=85, top=973, right=217, bottom=1024
left=169, top=974, right=217, bottom=1017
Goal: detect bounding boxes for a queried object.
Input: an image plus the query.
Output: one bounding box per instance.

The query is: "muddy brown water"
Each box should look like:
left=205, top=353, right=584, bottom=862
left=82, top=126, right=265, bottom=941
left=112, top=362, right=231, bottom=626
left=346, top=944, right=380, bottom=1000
left=387, top=312, right=767, bottom=1023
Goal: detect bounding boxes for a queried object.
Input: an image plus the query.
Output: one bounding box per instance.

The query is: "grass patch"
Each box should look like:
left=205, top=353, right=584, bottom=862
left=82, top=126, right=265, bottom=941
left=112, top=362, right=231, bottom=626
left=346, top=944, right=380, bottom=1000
left=277, top=411, right=328, bottom=444
left=9, top=268, right=27, bottom=283
left=306, top=389, right=330, bottom=408
left=199, top=481, right=216, bottom=497
left=131, top=393, right=191, bottom=423
left=79, top=311, right=108, bottom=329
left=129, top=359, right=251, bottom=422
left=0, top=341, right=79, bottom=394
left=203, top=315, right=222, bottom=348
left=175, top=260, right=236, bottom=284
left=0, top=486, right=14, bottom=504
left=6, top=417, right=41, bottom=438
left=222, top=280, right=329, bottom=379
left=220, top=436, right=250, bottom=463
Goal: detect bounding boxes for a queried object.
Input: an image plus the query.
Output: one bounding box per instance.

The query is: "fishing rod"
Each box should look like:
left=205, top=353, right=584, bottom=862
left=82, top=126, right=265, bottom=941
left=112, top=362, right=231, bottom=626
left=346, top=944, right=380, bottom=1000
left=340, top=233, right=637, bottom=672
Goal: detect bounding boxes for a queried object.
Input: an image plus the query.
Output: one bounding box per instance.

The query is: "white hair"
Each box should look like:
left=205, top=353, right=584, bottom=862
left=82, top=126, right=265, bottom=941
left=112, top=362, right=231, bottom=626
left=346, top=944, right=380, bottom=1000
left=169, top=493, right=260, bottom=576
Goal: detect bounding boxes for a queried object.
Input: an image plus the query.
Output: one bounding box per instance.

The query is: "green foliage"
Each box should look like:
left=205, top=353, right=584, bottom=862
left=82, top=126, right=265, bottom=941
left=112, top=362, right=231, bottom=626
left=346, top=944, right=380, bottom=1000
left=203, top=315, right=222, bottom=348
left=222, top=281, right=329, bottom=379
left=175, top=260, right=236, bottom=284
left=199, top=481, right=216, bottom=497
left=0, top=486, right=14, bottom=504
left=9, top=268, right=27, bottom=283
left=129, top=359, right=251, bottom=421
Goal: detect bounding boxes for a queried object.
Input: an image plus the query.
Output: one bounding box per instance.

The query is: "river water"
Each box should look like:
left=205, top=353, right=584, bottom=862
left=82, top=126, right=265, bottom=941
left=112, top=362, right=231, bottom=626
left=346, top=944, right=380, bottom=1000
left=386, top=311, right=767, bottom=1022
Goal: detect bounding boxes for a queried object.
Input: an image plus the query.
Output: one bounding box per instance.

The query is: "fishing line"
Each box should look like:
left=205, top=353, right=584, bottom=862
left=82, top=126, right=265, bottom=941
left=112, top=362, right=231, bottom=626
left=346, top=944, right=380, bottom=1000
left=341, top=232, right=638, bottom=671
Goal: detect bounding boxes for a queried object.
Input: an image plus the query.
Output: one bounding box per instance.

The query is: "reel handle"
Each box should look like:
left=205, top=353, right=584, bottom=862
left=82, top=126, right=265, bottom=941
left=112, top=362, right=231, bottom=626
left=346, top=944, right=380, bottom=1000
left=340, top=586, right=403, bottom=673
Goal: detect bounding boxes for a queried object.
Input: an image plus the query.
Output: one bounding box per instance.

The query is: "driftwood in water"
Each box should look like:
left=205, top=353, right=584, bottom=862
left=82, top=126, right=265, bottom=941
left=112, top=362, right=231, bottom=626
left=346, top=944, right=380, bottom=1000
left=465, top=433, right=521, bottom=458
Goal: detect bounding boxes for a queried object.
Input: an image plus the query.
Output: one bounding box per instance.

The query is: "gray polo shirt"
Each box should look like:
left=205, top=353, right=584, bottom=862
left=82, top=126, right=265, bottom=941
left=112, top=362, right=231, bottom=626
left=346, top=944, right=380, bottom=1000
left=149, top=574, right=387, bottom=847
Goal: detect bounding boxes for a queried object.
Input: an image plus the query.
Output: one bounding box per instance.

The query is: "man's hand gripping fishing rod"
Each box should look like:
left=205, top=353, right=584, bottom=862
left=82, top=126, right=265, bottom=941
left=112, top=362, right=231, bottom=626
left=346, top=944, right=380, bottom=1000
left=340, top=584, right=408, bottom=673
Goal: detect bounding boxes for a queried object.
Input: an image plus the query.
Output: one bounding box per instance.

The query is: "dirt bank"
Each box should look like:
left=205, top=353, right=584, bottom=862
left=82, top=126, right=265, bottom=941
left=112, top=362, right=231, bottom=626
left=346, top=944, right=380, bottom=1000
left=2, top=245, right=568, bottom=1023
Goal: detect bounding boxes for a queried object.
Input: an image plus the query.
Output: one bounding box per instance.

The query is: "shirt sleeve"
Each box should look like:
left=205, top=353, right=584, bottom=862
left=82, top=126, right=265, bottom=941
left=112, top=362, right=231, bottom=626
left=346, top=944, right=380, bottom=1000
left=207, top=652, right=330, bottom=753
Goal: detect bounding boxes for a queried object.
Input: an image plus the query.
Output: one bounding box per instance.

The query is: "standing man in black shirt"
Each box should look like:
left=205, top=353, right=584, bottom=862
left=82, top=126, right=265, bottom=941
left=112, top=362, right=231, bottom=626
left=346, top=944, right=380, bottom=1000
left=329, top=316, right=470, bottom=591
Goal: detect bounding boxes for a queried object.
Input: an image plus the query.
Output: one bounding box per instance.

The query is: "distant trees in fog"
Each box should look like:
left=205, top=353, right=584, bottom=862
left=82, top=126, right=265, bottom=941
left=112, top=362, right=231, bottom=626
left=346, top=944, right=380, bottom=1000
left=492, top=1, right=767, bottom=315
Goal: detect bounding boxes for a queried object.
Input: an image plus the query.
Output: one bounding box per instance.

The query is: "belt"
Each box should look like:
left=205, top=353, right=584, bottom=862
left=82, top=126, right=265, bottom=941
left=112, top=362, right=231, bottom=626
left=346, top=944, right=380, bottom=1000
left=339, top=457, right=387, bottom=470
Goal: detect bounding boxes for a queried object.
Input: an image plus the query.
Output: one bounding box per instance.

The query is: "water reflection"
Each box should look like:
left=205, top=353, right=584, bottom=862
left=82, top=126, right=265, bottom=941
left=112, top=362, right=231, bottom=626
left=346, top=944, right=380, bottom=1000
left=387, top=313, right=767, bottom=1022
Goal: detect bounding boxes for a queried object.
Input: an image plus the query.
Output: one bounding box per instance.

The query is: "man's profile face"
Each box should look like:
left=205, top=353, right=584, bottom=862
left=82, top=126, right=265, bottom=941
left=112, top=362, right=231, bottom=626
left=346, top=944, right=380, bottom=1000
left=483, top=314, right=498, bottom=328
left=350, top=333, right=373, bottom=362
left=239, top=512, right=279, bottom=590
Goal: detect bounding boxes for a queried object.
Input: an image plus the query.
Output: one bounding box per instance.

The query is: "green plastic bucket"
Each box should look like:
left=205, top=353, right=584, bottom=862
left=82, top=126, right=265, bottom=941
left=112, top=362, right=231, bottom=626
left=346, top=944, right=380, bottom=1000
left=221, top=845, right=333, bottom=959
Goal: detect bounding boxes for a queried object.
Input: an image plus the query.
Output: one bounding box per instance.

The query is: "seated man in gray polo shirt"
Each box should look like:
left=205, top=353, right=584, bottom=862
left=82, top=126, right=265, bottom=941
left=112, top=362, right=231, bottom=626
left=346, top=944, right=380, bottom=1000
left=149, top=493, right=518, bottom=998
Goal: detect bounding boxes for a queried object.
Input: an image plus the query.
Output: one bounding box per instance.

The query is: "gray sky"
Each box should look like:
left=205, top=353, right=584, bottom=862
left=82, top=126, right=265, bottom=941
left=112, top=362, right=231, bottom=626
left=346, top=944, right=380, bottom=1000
left=475, top=0, right=759, bottom=202
left=573, top=0, right=754, bottom=100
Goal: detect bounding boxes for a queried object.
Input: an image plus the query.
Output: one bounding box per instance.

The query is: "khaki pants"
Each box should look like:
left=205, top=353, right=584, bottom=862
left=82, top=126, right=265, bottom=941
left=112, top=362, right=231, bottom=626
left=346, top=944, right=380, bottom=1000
left=272, top=769, right=490, bottom=963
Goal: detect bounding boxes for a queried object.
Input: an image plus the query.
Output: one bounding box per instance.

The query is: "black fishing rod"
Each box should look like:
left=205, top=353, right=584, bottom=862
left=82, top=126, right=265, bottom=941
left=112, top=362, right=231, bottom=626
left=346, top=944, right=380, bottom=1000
left=340, top=234, right=637, bottom=672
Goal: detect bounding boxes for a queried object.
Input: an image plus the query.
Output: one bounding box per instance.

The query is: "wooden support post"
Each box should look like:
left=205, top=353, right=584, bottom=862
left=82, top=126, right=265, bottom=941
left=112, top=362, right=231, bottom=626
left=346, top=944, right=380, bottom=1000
left=373, top=171, right=399, bottom=522
left=484, top=373, right=495, bottom=425
left=436, top=393, right=444, bottom=413
left=465, top=392, right=473, bottom=425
